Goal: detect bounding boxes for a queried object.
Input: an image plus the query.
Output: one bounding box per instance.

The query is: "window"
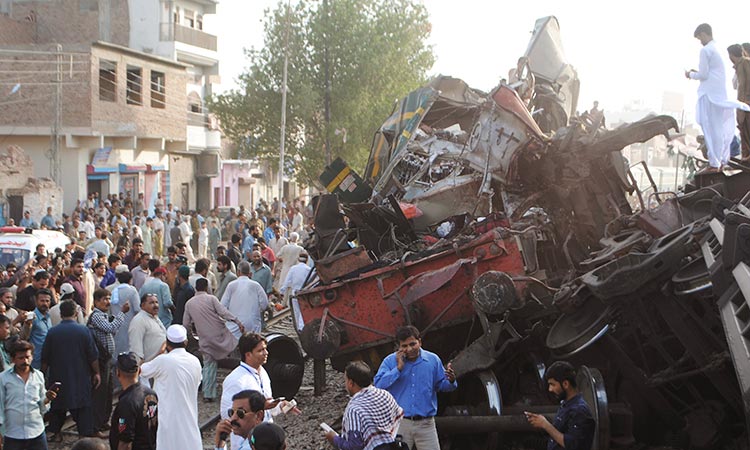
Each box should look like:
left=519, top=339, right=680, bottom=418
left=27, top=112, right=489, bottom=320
left=150, top=70, right=166, bottom=109
left=196, top=15, right=203, bottom=30
left=98, top=59, right=116, bottom=102
left=126, top=66, right=142, bottom=105
left=185, top=9, right=195, bottom=28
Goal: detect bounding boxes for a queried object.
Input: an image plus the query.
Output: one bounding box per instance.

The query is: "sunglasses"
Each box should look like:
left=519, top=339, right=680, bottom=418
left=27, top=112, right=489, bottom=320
left=227, top=408, right=250, bottom=419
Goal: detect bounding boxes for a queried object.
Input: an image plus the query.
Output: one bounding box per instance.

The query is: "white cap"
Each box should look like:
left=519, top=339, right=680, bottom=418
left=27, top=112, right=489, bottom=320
left=59, top=283, right=75, bottom=297
left=166, top=324, right=187, bottom=344
left=115, top=264, right=130, bottom=274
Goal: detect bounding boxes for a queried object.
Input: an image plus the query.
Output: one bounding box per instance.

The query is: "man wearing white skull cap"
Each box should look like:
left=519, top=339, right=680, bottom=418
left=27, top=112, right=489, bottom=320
left=140, top=324, right=203, bottom=450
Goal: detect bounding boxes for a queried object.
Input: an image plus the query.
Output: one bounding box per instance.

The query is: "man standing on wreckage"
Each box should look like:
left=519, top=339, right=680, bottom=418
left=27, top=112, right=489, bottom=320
left=686, top=23, right=750, bottom=173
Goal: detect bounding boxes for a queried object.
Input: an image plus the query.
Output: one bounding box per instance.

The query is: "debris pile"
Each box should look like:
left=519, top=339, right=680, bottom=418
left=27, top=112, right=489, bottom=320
left=291, top=15, right=750, bottom=450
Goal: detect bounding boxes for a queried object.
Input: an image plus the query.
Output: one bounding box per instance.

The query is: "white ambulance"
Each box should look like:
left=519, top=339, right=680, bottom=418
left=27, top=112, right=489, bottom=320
left=0, top=227, right=71, bottom=268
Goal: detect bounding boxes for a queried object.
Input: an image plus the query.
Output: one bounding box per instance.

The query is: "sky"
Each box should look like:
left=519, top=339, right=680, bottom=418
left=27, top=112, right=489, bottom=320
left=206, top=0, right=748, bottom=118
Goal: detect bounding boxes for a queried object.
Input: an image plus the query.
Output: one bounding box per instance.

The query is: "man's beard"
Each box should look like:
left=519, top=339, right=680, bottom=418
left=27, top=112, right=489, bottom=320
left=556, top=390, right=566, bottom=402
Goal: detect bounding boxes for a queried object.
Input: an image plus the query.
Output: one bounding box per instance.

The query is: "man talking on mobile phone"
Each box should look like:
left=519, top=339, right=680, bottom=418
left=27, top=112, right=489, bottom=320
left=373, top=326, right=456, bottom=449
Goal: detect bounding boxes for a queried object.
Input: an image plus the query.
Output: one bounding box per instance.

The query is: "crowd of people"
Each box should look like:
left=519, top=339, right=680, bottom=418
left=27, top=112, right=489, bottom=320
left=0, top=193, right=597, bottom=450
left=0, top=194, right=316, bottom=449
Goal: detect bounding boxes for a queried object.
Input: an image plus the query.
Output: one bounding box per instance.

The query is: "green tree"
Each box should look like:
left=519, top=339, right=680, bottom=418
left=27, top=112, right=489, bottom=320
left=209, top=0, right=435, bottom=186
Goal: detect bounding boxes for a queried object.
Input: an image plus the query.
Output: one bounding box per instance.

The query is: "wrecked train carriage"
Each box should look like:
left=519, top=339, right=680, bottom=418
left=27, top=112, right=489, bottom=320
left=293, top=14, right=750, bottom=450
left=299, top=78, right=679, bottom=369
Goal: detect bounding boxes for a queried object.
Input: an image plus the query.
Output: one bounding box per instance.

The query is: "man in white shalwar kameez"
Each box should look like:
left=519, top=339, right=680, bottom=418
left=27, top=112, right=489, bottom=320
left=140, top=324, right=203, bottom=450
left=686, top=23, right=750, bottom=171
left=179, top=216, right=196, bottom=263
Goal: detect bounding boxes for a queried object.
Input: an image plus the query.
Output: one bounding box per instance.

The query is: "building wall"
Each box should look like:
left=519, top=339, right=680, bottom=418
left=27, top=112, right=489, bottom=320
left=127, top=0, right=164, bottom=55
left=21, top=181, right=64, bottom=225
left=0, top=15, right=34, bottom=44
left=0, top=48, right=93, bottom=129
left=7, top=0, right=130, bottom=47
left=91, top=44, right=188, bottom=140
left=169, top=155, right=195, bottom=211
left=0, top=145, right=63, bottom=224
left=0, top=45, right=187, bottom=139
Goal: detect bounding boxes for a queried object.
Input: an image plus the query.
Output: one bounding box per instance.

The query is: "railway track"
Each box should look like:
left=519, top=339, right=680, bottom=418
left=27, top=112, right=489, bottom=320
left=55, top=308, right=296, bottom=439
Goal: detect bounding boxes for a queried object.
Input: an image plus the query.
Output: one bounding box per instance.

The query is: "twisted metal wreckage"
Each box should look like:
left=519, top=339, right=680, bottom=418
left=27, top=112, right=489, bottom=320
left=266, top=16, right=750, bottom=450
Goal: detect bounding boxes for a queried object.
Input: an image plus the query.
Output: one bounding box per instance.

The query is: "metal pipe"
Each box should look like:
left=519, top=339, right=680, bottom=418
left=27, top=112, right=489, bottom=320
left=434, top=413, right=556, bottom=433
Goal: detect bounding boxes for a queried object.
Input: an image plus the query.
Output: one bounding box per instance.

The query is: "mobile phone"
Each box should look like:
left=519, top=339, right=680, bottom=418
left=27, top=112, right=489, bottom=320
left=51, top=382, right=62, bottom=392
left=320, top=423, right=337, bottom=435
left=281, top=399, right=297, bottom=414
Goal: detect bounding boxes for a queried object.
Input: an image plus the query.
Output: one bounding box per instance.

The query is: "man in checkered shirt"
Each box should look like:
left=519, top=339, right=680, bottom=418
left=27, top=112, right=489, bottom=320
left=324, top=361, right=404, bottom=450
left=89, top=288, right=130, bottom=432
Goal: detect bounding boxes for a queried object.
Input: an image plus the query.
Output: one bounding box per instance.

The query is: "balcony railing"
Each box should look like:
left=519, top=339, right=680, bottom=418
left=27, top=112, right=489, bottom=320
left=160, top=23, right=217, bottom=52
left=187, top=111, right=209, bottom=127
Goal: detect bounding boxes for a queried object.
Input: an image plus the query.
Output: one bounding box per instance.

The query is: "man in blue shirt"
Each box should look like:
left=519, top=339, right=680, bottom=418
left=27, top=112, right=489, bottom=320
left=0, top=340, right=57, bottom=449
left=25, top=289, right=52, bottom=370
left=374, top=325, right=457, bottom=449
left=241, top=227, right=257, bottom=261
left=19, top=211, right=38, bottom=229
left=40, top=207, right=56, bottom=229
left=525, top=361, right=595, bottom=450
left=263, top=218, right=278, bottom=244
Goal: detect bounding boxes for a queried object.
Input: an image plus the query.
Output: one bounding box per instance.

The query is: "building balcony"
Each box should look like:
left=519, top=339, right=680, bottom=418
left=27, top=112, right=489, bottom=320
left=160, top=23, right=217, bottom=52
left=187, top=111, right=209, bottom=127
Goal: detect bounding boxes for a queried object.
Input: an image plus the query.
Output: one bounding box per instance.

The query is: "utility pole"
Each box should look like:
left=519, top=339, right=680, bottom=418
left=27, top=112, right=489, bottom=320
left=278, top=0, right=291, bottom=220
left=323, top=0, right=331, bottom=165
left=51, top=44, right=62, bottom=184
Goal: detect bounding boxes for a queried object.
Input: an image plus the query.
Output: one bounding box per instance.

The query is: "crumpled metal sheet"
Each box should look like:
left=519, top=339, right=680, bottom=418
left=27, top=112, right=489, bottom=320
left=384, top=257, right=475, bottom=307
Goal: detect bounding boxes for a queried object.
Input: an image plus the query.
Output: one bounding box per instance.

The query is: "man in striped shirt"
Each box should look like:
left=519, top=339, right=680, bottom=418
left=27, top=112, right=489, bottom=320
left=325, top=361, right=404, bottom=450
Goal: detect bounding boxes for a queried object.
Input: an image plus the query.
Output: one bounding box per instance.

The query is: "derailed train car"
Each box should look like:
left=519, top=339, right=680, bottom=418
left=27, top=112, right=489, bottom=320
left=290, top=16, right=750, bottom=450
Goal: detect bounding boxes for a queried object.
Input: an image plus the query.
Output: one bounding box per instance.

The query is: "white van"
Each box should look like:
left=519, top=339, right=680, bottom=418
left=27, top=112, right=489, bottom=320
left=0, top=227, right=71, bottom=267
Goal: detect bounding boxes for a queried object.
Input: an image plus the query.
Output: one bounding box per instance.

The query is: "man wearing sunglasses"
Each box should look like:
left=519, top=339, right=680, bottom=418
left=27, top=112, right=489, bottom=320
left=215, top=390, right=266, bottom=450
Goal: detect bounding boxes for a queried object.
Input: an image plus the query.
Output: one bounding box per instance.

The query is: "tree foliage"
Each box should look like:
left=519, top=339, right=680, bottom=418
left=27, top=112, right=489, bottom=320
left=209, top=0, right=435, bottom=186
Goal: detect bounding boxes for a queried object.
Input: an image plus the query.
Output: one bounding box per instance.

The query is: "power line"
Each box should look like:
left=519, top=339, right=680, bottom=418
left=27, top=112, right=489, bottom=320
left=0, top=81, right=86, bottom=86
left=0, top=93, right=54, bottom=107
left=0, top=48, right=88, bottom=56
left=0, top=70, right=89, bottom=74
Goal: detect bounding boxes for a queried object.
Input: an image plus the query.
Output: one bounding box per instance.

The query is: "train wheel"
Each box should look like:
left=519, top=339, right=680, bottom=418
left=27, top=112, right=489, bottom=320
left=438, top=369, right=502, bottom=450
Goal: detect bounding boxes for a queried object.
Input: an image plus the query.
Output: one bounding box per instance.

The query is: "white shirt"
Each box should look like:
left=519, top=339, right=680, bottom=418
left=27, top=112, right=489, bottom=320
left=141, top=348, right=202, bottom=450
left=269, top=236, right=288, bottom=256
left=97, top=207, right=110, bottom=221
left=152, top=217, right=164, bottom=234
left=179, top=221, right=192, bottom=240
left=292, top=212, right=304, bottom=233
left=281, top=262, right=312, bottom=295
left=220, top=276, right=268, bottom=338
left=128, top=310, right=166, bottom=361
left=689, top=40, right=740, bottom=107
left=83, top=221, right=95, bottom=239
left=86, top=239, right=110, bottom=257
left=221, top=362, right=275, bottom=450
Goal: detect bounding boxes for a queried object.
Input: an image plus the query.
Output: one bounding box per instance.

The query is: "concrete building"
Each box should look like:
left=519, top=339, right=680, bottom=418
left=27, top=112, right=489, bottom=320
left=0, top=146, right=63, bottom=226
left=210, top=140, right=301, bottom=211
left=0, top=0, right=220, bottom=213
left=128, top=0, right=222, bottom=212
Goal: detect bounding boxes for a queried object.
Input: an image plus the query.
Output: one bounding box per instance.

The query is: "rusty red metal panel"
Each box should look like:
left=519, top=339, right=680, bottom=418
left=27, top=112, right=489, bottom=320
left=314, top=246, right=373, bottom=284
left=296, top=227, right=526, bottom=354
left=492, top=85, right=544, bottom=138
